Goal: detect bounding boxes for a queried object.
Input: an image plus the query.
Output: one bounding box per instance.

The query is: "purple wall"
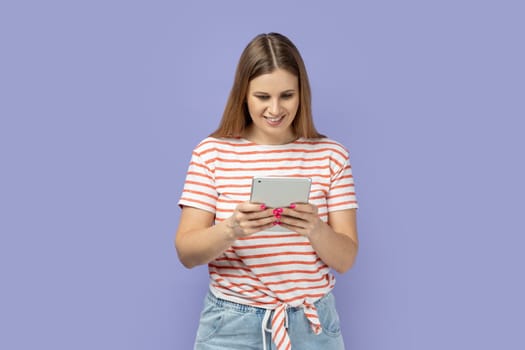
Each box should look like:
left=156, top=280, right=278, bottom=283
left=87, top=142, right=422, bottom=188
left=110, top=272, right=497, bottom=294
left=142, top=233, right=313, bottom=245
left=1, top=1, right=524, bottom=349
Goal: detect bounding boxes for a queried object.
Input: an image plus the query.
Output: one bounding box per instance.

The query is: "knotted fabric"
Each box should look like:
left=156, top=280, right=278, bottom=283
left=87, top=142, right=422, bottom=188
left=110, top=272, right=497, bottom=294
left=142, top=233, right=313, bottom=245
left=261, top=301, right=322, bottom=350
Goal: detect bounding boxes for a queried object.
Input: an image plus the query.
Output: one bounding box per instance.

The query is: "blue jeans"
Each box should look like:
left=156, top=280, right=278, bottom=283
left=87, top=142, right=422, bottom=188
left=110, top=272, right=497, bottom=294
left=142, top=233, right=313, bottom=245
left=194, top=290, right=345, bottom=350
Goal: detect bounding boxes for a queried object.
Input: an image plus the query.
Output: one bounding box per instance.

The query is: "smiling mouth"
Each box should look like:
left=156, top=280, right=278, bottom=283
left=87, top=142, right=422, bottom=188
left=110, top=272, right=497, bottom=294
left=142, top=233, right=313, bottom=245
left=264, top=116, right=284, bottom=123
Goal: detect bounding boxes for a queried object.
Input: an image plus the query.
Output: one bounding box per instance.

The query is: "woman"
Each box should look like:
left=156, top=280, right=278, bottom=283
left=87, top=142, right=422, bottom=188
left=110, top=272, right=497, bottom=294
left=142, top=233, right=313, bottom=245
left=176, top=32, right=358, bottom=350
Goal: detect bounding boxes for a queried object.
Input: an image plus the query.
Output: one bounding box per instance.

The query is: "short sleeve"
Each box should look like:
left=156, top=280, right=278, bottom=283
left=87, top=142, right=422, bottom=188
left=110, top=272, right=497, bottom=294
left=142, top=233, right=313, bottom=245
left=327, top=151, right=358, bottom=212
left=178, top=151, right=218, bottom=214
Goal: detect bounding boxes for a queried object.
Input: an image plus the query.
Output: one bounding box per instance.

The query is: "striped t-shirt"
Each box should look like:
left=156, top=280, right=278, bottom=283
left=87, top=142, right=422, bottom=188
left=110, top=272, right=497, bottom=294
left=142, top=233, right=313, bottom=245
left=178, top=136, right=358, bottom=344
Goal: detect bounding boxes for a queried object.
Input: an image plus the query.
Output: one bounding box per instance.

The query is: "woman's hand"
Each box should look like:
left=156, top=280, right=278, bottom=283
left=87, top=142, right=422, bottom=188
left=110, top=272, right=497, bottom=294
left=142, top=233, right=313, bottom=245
left=277, top=203, right=323, bottom=238
left=226, top=202, right=275, bottom=239
left=277, top=204, right=359, bottom=273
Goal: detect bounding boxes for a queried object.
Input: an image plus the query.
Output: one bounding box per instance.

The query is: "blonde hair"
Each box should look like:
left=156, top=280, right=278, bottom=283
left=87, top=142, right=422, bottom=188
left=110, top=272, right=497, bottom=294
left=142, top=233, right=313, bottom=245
left=210, top=33, right=324, bottom=139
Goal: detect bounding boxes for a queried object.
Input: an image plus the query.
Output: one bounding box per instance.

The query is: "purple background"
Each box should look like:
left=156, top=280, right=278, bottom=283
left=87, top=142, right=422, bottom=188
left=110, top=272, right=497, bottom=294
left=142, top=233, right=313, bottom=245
left=1, top=1, right=524, bottom=349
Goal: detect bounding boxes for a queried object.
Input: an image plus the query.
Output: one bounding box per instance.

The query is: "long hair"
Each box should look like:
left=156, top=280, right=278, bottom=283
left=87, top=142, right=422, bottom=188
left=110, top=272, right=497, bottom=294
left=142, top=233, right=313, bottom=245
left=210, top=33, right=324, bottom=139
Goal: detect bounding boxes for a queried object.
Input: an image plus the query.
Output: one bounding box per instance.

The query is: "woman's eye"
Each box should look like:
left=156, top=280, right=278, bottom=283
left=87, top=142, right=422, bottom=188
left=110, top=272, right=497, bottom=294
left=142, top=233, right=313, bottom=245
left=281, top=93, right=294, bottom=99
left=256, top=95, right=270, bottom=100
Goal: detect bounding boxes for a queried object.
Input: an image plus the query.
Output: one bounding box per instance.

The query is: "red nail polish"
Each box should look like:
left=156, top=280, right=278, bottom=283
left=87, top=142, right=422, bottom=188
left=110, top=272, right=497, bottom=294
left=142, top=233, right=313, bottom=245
left=275, top=214, right=281, bottom=219
left=290, top=203, right=296, bottom=209
left=272, top=221, right=278, bottom=226
left=260, top=204, right=266, bottom=210
left=277, top=208, right=283, bottom=213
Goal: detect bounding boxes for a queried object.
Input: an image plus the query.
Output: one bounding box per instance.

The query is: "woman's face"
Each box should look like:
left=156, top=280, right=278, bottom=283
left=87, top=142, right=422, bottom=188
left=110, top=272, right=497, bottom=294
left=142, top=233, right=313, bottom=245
left=245, top=69, right=299, bottom=144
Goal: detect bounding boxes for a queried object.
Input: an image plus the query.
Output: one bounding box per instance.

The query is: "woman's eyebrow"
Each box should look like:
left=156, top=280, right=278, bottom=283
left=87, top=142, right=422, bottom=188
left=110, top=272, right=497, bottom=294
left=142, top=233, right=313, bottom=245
left=252, top=89, right=297, bottom=94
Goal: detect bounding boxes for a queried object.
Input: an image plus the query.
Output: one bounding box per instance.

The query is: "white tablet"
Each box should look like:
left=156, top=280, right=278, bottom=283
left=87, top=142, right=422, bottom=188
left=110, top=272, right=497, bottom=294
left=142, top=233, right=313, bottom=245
left=250, top=177, right=311, bottom=208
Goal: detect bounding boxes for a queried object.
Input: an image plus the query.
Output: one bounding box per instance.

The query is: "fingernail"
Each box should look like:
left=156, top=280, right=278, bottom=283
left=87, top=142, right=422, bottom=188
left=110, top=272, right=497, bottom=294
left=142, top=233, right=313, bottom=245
left=275, top=214, right=281, bottom=219
left=272, top=221, right=278, bottom=226
left=289, top=203, right=296, bottom=209
left=275, top=221, right=281, bottom=225
left=277, top=208, right=283, bottom=213
left=260, top=204, right=266, bottom=210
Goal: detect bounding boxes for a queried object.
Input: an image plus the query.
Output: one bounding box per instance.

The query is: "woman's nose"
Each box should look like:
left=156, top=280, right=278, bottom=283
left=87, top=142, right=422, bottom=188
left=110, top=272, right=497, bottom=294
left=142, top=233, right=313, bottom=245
left=268, top=99, right=281, bottom=116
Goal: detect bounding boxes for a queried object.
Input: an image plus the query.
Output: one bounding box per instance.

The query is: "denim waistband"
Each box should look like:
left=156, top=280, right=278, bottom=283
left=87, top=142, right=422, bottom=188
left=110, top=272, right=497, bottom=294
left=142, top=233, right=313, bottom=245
left=206, top=289, right=332, bottom=315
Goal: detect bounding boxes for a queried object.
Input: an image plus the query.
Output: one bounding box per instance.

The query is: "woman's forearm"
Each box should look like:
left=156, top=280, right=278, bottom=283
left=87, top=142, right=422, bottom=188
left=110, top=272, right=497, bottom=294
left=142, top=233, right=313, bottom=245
left=175, top=220, right=236, bottom=269
left=308, top=221, right=359, bottom=274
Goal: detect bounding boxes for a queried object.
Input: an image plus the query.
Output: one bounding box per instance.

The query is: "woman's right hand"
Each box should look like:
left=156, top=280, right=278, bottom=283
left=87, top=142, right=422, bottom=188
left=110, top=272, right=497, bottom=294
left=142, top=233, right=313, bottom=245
left=226, top=202, right=275, bottom=239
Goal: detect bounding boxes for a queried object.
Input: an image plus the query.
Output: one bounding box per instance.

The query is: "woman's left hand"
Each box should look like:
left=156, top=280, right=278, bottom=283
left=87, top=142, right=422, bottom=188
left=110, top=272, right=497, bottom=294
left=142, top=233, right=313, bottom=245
left=276, top=203, right=323, bottom=238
